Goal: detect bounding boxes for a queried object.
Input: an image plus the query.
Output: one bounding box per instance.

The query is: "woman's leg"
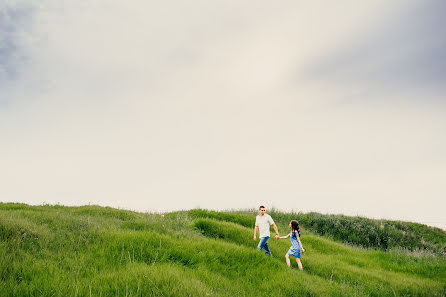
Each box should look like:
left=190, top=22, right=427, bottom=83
left=285, top=253, right=291, bottom=267
left=296, top=258, right=303, bottom=270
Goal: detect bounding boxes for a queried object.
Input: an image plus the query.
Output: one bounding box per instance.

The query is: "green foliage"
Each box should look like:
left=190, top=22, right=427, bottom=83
left=184, top=209, right=254, bottom=228
left=0, top=203, right=445, bottom=297
left=268, top=210, right=446, bottom=255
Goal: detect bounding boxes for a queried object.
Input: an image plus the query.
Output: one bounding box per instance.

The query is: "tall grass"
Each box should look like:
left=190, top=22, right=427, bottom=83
left=269, top=210, right=446, bottom=255
left=1, top=203, right=445, bottom=296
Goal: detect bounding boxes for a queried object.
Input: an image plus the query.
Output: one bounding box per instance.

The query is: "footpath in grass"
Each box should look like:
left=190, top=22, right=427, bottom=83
left=0, top=203, right=445, bottom=296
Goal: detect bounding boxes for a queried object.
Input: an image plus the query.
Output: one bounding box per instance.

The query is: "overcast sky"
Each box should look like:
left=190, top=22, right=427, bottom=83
left=1, top=0, right=445, bottom=229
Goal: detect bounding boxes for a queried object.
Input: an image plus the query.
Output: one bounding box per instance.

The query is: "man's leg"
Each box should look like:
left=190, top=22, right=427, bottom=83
left=263, top=240, right=272, bottom=257
left=257, top=237, right=269, bottom=253
left=257, top=237, right=265, bottom=251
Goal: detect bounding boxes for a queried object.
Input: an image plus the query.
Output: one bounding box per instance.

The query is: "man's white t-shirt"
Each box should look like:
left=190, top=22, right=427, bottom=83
left=255, top=214, right=275, bottom=238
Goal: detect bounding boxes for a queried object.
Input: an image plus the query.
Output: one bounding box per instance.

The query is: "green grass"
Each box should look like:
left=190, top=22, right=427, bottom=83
left=268, top=210, right=446, bottom=255
left=0, top=203, right=445, bottom=296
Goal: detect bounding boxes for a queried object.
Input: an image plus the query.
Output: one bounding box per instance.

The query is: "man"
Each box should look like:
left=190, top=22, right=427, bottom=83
left=253, top=205, right=279, bottom=257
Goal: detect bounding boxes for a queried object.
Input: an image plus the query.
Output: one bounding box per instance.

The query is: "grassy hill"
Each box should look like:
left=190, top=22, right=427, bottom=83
left=1, top=203, right=445, bottom=296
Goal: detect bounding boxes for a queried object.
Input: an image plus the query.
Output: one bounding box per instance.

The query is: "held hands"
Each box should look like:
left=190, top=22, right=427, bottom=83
left=275, top=234, right=280, bottom=240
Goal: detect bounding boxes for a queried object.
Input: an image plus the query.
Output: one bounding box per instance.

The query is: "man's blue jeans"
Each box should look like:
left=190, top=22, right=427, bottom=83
left=257, top=236, right=272, bottom=257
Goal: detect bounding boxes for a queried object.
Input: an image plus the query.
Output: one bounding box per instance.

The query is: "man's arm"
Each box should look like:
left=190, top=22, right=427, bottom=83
left=272, top=224, right=279, bottom=239
left=253, top=226, right=259, bottom=240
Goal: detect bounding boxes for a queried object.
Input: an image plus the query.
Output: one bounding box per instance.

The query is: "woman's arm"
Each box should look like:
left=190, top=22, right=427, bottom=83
left=297, top=237, right=305, bottom=253
left=278, top=234, right=290, bottom=239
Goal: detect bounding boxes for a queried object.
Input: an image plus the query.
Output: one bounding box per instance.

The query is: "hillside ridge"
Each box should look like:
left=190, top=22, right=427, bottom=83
left=1, top=203, right=445, bottom=296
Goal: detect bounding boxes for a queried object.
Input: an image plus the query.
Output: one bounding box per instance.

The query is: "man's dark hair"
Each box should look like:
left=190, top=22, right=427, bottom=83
left=259, top=205, right=265, bottom=210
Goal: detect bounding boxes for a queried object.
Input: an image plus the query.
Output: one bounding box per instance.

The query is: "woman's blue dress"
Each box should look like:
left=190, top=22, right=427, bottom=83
left=287, top=231, right=301, bottom=258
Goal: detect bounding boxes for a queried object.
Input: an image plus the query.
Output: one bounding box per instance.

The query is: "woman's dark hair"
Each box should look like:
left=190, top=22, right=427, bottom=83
left=290, top=220, right=301, bottom=237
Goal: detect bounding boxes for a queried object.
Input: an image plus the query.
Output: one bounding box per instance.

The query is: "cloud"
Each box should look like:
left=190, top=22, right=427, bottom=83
left=0, top=0, right=445, bottom=228
left=0, top=1, right=35, bottom=106
left=301, top=1, right=446, bottom=96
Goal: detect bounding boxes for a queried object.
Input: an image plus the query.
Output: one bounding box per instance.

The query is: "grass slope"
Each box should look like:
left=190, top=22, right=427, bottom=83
left=0, top=203, right=445, bottom=297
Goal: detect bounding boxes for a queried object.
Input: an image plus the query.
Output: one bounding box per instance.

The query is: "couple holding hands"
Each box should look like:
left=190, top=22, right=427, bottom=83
left=253, top=206, right=305, bottom=270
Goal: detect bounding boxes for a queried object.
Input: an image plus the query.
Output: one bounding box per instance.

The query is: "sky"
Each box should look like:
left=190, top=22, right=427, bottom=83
left=1, top=0, right=445, bottom=229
